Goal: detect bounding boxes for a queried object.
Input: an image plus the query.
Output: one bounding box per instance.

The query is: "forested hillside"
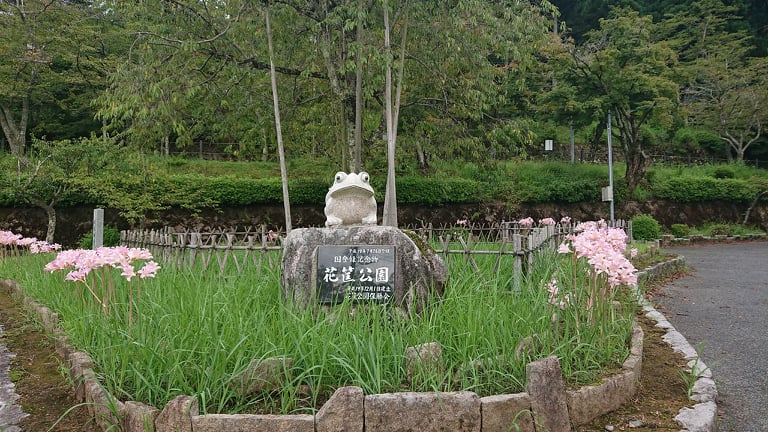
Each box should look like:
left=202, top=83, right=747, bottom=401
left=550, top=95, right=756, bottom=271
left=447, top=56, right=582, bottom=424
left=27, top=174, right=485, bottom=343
left=552, top=0, right=768, bottom=54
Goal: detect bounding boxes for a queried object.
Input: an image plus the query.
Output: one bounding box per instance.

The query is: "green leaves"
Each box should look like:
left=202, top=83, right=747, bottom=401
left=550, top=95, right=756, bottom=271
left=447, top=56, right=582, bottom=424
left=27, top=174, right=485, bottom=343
left=547, top=7, right=679, bottom=192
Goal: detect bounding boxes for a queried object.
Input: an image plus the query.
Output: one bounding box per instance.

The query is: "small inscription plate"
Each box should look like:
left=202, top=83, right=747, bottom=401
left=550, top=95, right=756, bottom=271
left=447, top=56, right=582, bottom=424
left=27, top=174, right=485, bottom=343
left=316, top=245, right=396, bottom=305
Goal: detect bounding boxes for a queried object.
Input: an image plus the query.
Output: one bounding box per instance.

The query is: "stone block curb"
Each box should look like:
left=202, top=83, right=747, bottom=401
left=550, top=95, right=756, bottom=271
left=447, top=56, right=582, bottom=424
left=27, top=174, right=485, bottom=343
left=635, top=258, right=718, bottom=432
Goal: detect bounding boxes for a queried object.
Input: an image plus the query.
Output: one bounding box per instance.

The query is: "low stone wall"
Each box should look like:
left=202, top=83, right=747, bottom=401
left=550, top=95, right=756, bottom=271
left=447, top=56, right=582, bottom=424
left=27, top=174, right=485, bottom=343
left=660, top=232, right=766, bottom=247
left=1, top=277, right=652, bottom=432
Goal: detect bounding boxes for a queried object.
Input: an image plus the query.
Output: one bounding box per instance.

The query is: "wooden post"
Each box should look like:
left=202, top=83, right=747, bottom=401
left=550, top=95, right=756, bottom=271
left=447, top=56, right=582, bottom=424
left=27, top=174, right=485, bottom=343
left=513, top=234, right=522, bottom=291
left=93, top=209, right=104, bottom=249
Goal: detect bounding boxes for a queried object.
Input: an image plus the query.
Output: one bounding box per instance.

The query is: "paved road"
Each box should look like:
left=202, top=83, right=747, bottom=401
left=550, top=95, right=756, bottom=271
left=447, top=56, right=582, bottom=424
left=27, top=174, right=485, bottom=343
left=655, top=241, right=768, bottom=432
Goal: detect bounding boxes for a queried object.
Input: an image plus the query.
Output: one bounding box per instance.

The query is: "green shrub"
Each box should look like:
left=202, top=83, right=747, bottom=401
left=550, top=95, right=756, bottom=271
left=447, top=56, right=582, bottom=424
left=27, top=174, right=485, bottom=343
left=712, top=167, right=735, bottom=179
left=78, top=226, right=122, bottom=249
left=670, top=224, right=690, bottom=238
left=706, top=223, right=731, bottom=236
left=632, top=214, right=661, bottom=240
left=673, top=127, right=720, bottom=154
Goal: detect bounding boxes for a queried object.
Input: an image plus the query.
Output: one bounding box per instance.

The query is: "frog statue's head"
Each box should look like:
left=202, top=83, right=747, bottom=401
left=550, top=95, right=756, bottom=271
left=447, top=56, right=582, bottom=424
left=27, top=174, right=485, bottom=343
left=324, top=171, right=378, bottom=227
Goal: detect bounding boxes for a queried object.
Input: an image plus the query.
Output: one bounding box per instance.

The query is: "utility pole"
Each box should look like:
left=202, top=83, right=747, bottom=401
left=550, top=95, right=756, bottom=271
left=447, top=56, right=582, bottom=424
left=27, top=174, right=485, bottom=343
left=606, top=111, right=615, bottom=223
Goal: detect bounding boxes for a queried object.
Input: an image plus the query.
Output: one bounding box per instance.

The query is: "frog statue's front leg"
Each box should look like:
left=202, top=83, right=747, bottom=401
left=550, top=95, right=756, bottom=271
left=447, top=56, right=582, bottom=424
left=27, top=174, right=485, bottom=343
left=362, top=198, right=378, bottom=225
left=325, top=213, right=343, bottom=227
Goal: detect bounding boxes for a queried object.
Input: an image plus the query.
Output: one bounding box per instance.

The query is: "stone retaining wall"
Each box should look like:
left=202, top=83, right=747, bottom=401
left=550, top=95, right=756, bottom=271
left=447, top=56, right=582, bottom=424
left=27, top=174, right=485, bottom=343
left=3, top=250, right=702, bottom=432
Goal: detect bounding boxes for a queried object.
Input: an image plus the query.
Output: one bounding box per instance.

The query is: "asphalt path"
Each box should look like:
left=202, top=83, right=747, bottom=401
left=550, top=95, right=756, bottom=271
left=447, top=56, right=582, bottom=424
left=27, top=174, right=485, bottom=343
left=655, top=241, right=768, bottom=432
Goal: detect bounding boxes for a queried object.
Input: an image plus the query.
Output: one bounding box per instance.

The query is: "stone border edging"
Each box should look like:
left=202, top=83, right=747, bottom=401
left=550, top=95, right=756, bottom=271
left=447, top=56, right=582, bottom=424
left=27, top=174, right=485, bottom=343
left=635, top=258, right=718, bottom=432
left=1, top=253, right=705, bottom=432
left=661, top=232, right=766, bottom=247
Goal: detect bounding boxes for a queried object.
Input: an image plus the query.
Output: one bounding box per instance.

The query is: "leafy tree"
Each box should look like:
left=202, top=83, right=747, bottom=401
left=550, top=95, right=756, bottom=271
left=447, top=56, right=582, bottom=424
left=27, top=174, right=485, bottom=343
left=687, top=56, right=768, bottom=162
left=396, top=0, right=558, bottom=164
left=0, top=137, right=117, bottom=243
left=97, top=0, right=560, bottom=168
left=665, top=0, right=768, bottom=162
left=0, top=1, right=117, bottom=155
left=550, top=7, right=678, bottom=192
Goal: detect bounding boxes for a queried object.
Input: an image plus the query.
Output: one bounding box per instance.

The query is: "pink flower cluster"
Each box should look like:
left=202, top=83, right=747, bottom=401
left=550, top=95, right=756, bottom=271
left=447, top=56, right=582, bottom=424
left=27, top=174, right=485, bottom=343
left=539, top=217, right=556, bottom=226
left=547, top=278, right=571, bottom=310
left=518, top=217, right=534, bottom=227
left=44, top=246, right=160, bottom=282
left=0, top=230, right=61, bottom=254
left=0, top=231, right=22, bottom=246
left=558, top=220, right=637, bottom=288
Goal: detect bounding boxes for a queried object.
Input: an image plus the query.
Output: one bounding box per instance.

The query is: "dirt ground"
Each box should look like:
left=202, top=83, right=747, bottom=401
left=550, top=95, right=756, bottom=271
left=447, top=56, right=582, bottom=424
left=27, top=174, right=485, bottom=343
left=1, top=278, right=692, bottom=432
left=0, top=291, right=98, bottom=431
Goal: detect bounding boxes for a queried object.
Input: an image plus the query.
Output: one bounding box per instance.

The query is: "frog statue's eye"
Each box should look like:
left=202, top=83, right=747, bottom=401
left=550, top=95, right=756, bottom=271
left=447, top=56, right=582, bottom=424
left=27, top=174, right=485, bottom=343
left=360, top=172, right=370, bottom=183
left=334, top=172, right=346, bottom=183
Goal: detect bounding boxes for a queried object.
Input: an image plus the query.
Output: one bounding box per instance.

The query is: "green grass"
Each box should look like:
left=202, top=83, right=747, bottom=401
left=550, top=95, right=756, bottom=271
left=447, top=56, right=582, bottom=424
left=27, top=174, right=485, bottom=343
left=2, top=247, right=636, bottom=415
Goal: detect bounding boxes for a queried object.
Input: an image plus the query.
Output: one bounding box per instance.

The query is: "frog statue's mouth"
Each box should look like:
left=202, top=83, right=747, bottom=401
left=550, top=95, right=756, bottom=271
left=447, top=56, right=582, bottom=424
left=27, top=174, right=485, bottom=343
left=332, top=185, right=374, bottom=197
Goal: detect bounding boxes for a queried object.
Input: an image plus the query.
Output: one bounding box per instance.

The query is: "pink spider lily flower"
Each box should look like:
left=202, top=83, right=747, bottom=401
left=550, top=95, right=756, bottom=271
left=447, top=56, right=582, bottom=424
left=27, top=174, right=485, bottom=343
left=557, top=243, right=571, bottom=254
left=0, top=231, right=23, bottom=246
left=539, top=217, right=556, bottom=226
left=546, top=278, right=570, bottom=310
left=518, top=217, right=534, bottom=227
left=120, top=263, right=137, bottom=281
left=64, top=269, right=89, bottom=282
left=29, top=241, right=61, bottom=254
left=560, top=216, right=572, bottom=224
left=138, top=261, right=161, bottom=279
left=561, top=220, right=638, bottom=289
left=16, top=237, right=37, bottom=248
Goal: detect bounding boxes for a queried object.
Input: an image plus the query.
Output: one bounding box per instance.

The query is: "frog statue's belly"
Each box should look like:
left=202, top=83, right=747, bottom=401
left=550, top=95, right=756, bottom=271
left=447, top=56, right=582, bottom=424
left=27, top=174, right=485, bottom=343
left=324, top=188, right=377, bottom=227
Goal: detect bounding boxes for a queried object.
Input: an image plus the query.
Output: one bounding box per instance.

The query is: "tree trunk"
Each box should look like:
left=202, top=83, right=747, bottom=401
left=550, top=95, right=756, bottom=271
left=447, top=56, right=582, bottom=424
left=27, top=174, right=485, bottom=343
left=382, top=0, right=397, bottom=227
left=415, top=141, right=429, bottom=173
left=625, top=149, right=650, bottom=193
left=353, top=0, right=364, bottom=173
left=44, top=203, right=57, bottom=244
left=0, top=97, right=29, bottom=156
left=587, top=124, right=603, bottom=161
left=265, top=5, right=292, bottom=233
left=262, top=129, right=269, bottom=162
left=735, top=147, right=745, bottom=163
left=27, top=197, right=57, bottom=244
left=318, top=16, right=357, bottom=172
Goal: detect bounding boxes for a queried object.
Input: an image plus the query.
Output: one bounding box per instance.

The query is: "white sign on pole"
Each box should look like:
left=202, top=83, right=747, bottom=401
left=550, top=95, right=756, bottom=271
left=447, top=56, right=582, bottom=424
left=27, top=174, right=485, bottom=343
left=601, top=186, right=613, bottom=202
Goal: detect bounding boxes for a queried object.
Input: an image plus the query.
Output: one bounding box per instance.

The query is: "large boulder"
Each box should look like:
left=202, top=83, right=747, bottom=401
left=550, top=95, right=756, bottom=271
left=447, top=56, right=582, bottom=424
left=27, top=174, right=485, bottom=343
left=281, top=226, right=447, bottom=314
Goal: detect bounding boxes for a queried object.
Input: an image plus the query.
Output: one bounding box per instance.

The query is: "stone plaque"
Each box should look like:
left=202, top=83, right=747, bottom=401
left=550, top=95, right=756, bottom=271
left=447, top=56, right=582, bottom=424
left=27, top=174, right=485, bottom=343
left=316, top=245, right=396, bottom=305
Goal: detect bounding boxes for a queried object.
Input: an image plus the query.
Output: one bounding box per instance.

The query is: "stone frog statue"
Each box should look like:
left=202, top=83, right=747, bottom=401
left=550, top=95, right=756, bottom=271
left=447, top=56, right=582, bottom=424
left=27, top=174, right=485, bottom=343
left=324, top=171, right=378, bottom=227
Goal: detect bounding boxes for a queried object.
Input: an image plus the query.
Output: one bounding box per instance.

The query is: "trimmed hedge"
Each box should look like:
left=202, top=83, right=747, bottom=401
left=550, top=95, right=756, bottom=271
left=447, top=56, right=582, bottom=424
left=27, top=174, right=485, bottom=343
left=1, top=161, right=764, bottom=209
left=392, top=177, right=485, bottom=205
left=652, top=176, right=755, bottom=202
left=160, top=175, right=485, bottom=206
